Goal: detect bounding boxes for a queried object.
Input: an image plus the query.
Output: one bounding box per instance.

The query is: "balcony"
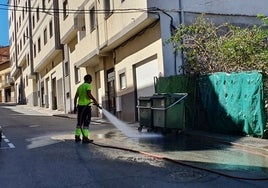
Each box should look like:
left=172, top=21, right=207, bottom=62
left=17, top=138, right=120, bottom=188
left=60, top=7, right=86, bottom=44
left=0, top=78, right=15, bottom=88
left=10, top=64, right=20, bottom=78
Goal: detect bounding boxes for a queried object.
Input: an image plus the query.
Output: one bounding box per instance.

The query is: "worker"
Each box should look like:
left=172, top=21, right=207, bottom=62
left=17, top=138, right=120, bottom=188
left=74, top=74, right=99, bottom=143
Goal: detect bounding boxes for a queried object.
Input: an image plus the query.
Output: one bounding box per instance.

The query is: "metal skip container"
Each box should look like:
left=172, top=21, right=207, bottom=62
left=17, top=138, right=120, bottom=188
left=151, top=93, right=188, bottom=133
left=137, top=97, right=153, bottom=132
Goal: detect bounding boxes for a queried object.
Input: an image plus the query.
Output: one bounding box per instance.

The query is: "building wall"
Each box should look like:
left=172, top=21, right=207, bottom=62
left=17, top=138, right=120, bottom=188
left=9, top=0, right=268, bottom=121
left=59, top=0, right=268, bottom=121
left=0, top=67, right=15, bottom=103
left=0, top=46, right=15, bottom=103
left=114, top=22, right=162, bottom=122
left=38, top=52, right=64, bottom=110
left=182, top=0, right=268, bottom=16
left=9, top=0, right=63, bottom=109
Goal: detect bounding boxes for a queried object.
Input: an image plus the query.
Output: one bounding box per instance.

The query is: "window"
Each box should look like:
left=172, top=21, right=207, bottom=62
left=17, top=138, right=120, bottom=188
left=64, top=62, right=69, bottom=76
left=38, top=37, right=41, bottom=52
left=27, top=54, right=29, bottom=66
left=49, top=20, right=53, bottom=38
left=37, top=7, right=40, bottom=21
left=42, top=0, right=46, bottom=12
left=44, top=28, right=47, bottom=45
left=5, top=74, right=10, bottom=82
left=63, top=0, right=68, bottom=19
left=26, top=75, right=28, bottom=86
left=20, top=39, right=22, bottom=51
left=74, top=66, right=80, bottom=83
left=33, top=43, right=36, bottom=57
left=89, top=6, right=96, bottom=31
left=32, top=15, right=35, bottom=28
left=119, top=72, right=126, bottom=90
left=104, top=0, right=113, bottom=19
left=23, top=32, right=25, bottom=44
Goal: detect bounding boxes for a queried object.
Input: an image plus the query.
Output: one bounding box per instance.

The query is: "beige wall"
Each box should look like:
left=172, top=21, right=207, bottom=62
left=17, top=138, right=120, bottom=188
left=57, top=0, right=164, bottom=120
left=9, top=0, right=166, bottom=119
left=8, top=0, right=268, bottom=122
left=0, top=67, right=15, bottom=103
left=10, top=0, right=63, bottom=108
left=9, top=0, right=178, bottom=120
left=115, top=22, right=162, bottom=95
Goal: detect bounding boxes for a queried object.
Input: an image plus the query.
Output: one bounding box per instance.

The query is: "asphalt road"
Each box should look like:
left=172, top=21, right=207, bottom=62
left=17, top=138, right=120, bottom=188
left=0, top=105, right=268, bottom=188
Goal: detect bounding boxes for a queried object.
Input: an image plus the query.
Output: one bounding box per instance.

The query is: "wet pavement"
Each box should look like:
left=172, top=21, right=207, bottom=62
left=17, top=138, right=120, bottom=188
left=2, top=103, right=268, bottom=180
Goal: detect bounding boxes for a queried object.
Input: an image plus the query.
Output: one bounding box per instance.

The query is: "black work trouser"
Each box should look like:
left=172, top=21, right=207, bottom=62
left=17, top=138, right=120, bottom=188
left=77, top=105, right=91, bottom=128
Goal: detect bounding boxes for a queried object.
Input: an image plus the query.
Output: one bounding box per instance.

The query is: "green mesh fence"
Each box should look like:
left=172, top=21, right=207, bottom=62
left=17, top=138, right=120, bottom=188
left=199, top=71, right=266, bottom=137
left=155, top=71, right=267, bottom=138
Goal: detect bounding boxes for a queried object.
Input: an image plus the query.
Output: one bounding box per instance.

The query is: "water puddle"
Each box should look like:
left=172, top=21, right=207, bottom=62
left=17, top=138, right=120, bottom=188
left=100, top=108, right=268, bottom=177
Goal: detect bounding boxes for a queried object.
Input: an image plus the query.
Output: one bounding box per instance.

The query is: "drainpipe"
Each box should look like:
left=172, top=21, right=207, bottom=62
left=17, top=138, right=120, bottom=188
left=96, top=0, right=108, bottom=53
left=12, top=0, right=21, bottom=103
left=53, top=0, right=67, bottom=113
left=179, top=0, right=184, bottom=24
left=153, top=7, right=177, bottom=75
left=178, top=0, right=185, bottom=74
left=95, top=0, right=100, bottom=54
left=64, top=44, right=72, bottom=114
left=28, top=0, right=35, bottom=79
left=61, top=49, right=67, bottom=113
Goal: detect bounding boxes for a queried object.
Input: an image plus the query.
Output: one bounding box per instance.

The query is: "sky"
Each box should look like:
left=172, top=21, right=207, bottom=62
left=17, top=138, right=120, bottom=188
left=0, top=0, right=9, bottom=46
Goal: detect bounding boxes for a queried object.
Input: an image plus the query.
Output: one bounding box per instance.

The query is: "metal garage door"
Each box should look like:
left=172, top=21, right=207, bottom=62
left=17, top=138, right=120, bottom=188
left=135, top=59, right=158, bottom=99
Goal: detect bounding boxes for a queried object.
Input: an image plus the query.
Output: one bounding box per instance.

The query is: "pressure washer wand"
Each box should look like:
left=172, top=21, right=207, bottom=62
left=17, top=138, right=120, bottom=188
left=95, top=104, right=102, bottom=109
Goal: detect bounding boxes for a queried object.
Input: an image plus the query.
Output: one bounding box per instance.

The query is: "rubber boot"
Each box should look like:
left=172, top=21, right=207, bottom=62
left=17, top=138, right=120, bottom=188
left=82, top=129, right=93, bottom=143
left=75, top=127, right=82, bottom=142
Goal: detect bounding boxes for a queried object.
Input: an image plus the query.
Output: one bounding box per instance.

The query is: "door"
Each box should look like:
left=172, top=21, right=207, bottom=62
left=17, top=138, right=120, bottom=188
left=135, top=59, right=159, bottom=120
left=135, top=59, right=158, bottom=99
left=52, top=77, right=57, bottom=110
left=57, top=78, right=63, bottom=111
left=107, top=69, right=116, bottom=115
left=5, top=88, right=11, bottom=102
left=41, top=81, right=45, bottom=107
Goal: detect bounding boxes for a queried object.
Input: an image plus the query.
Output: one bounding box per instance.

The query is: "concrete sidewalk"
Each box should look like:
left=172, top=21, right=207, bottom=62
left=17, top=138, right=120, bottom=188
left=4, top=103, right=268, bottom=157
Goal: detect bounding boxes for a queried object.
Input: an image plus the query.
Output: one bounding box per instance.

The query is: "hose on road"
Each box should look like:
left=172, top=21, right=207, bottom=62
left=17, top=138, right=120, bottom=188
left=90, top=141, right=268, bottom=181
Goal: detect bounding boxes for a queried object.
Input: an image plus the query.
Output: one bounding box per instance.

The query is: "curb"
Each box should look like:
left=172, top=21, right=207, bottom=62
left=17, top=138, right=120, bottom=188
left=53, top=114, right=75, bottom=119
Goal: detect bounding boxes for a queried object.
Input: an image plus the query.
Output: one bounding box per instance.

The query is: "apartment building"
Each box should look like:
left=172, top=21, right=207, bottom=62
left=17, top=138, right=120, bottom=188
left=9, top=0, right=268, bottom=122
left=0, top=46, right=14, bottom=103
left=9, top=0, right=63, bottom=109
left=58, top=0, right=182, bottom=122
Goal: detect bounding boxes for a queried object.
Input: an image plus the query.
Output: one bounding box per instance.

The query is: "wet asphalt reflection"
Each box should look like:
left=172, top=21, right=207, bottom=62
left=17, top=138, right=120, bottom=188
left=94, top=130, right=268, bottom=178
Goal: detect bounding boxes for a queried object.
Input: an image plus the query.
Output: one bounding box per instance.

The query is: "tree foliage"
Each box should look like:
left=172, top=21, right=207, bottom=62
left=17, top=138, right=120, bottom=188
left=168, top=15, right=268, bottom=75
